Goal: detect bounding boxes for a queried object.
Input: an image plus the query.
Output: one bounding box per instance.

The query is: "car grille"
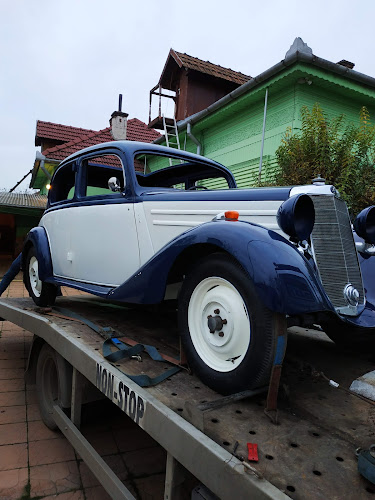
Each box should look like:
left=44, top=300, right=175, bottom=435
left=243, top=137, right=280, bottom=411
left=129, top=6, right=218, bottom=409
left=310, top=194, right=365, bottom=311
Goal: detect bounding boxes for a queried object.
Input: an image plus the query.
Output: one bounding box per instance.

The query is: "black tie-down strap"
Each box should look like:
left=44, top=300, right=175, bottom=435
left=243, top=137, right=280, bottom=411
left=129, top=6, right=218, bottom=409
left=102, top=337, right=181, bottom=387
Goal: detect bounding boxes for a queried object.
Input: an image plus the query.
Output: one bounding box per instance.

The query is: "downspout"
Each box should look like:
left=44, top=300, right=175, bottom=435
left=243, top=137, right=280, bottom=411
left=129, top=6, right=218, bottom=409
left=186, top=122, right=202, bottom=155
left=35, top=151, right=52, bottom=180
left=258, top=87, right=269, bottom=183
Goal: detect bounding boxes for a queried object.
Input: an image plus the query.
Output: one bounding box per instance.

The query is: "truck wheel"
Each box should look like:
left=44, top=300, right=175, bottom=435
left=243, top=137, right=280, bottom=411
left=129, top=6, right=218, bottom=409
left=178, top=254, right=284, bottom=395
left=25, top=247, right=57, bottom=306
left=36, top=344, right=72, bottom=430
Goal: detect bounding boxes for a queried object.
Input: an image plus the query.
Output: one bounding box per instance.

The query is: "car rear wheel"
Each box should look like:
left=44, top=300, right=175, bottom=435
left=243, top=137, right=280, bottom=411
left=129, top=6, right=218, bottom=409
left=178, top=253, right=285, bottom=395
left=25, top=247, right=57, bottom=306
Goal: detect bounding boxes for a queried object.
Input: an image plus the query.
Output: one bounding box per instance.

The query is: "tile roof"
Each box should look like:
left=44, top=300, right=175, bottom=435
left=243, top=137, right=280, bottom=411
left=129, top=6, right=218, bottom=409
left=0, top=192, right=47, bottom=209
left=35, top=121, right=97, bottom=146
left=40, top=119, right=161, bottom=161
left=174, top=51, right=251, bottom=85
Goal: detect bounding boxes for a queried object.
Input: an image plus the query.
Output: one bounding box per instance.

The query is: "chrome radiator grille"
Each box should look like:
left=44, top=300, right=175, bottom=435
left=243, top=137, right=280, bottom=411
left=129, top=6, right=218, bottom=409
left=310, top=195, right=364, bottom=311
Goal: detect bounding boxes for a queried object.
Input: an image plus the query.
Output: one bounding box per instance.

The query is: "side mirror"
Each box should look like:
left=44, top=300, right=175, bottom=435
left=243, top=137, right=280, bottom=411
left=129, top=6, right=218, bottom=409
left=108, top=177, right=121, bottom=192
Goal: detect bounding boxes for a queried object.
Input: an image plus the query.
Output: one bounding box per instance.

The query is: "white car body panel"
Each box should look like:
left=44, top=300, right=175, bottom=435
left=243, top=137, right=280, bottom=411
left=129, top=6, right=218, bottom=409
left=42, top=203, right=140, bottom=286
left=141, top=199, right=283, bottom=255
left=42, top=198, right=284, bottom=286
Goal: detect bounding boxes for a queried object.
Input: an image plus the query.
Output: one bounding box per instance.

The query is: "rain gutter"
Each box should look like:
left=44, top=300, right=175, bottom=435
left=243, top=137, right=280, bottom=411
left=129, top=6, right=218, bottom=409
left=154, top=51, right=375, bottom=144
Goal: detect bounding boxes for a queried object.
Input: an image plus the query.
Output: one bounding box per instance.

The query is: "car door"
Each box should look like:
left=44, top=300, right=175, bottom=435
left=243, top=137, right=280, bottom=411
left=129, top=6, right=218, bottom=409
left=68, top=152, right=140, bottom=286
left=45, top=152, right=140, bottom=287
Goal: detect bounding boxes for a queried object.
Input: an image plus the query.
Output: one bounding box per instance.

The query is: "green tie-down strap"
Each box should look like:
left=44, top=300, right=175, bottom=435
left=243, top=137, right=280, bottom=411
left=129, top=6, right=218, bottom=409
left=102, top=337, right=181, bottom=387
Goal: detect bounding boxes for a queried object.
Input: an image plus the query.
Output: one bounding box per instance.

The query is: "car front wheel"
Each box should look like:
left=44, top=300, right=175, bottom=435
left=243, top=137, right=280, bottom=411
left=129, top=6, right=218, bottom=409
left=25, top=247, right=57, bottom=307
left=178, top=254, right=284, bottom=395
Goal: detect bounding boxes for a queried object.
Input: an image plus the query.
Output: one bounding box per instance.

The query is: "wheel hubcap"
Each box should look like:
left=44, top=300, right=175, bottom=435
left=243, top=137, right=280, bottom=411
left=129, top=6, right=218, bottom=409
left=29, top=256, right=42, bottom=297
left=188, top=277, right=251, bottom=372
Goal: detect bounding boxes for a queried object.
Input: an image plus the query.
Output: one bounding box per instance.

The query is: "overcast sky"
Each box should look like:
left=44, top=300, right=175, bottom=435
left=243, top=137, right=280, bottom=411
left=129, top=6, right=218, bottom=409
left=1, top=0, right=375, bottom=191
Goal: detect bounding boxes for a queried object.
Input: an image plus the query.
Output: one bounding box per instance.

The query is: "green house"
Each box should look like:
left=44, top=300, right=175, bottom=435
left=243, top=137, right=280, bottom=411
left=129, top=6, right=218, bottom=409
left=153, top=38, right=375, bottom=187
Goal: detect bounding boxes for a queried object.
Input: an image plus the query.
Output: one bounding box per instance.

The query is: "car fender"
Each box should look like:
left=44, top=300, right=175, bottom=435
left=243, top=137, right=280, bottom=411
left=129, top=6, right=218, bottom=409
left=109, top=220, right=333, bottom=315
left=23, top=227, right=53, bottom=282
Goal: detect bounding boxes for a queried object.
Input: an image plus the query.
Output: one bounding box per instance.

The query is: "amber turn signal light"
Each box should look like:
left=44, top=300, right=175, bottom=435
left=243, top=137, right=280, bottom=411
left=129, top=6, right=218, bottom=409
left=224, top=210, right=239, bottom=221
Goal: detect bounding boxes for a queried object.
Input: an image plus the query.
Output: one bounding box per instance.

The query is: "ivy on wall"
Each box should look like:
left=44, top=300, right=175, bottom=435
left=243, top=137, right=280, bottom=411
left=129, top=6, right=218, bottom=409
left=275, top=103, right=375, bottom=216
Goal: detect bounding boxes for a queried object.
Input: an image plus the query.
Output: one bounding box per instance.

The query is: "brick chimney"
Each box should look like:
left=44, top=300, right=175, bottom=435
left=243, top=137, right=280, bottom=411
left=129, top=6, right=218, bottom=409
left=110, top=110, right=128, bottom=140
left=110, top=94, right=128, bottom=140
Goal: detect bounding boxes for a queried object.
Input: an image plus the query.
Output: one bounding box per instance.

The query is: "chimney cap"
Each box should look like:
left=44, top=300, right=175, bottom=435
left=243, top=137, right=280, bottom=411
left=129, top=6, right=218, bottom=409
left=111, top=110, right=129, bottom=119
left=337, top=59, right=355, bottom=69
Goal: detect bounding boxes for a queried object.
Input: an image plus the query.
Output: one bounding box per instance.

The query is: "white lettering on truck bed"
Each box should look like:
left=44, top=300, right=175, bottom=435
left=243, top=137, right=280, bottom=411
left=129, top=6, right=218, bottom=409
left=96, top=363, right=145, bottom=425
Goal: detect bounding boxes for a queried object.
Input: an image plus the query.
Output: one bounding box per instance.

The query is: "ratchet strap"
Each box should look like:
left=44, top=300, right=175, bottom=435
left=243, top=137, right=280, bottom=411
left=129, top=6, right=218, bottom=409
left=48, top=306, right=181, bottom=387
left=102, top=337, right=181, bottom=387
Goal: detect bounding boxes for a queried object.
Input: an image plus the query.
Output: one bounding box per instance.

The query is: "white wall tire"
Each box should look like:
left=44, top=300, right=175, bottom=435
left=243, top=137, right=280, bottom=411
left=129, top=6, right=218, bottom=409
left=25, top=248, right=57, bottom=307
left=179, top=253, right=284, bottom=395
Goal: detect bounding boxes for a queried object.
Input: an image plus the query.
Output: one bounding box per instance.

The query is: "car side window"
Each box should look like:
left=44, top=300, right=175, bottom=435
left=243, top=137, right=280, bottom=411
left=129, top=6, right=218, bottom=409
left=135, top=153, right=232, bottom=190
left=49, top=162, right=76, bottom=204
left=82, top=154, right=125, bottom=197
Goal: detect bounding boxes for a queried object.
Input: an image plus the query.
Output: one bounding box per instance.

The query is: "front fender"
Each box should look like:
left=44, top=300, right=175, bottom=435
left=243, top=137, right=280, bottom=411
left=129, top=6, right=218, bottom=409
left=109, top=220, right=333, bottom=315
left=23, top=227, right=53, bottom=282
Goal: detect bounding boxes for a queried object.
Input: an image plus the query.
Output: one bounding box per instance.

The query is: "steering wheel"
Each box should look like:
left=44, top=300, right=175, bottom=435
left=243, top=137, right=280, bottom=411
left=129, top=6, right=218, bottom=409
left=187, top=185, right=208, bottom=190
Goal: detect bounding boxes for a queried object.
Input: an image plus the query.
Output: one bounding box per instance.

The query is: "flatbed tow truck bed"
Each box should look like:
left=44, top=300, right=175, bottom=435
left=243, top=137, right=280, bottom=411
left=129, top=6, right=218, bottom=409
left=0, top=296, right=374, bottom=500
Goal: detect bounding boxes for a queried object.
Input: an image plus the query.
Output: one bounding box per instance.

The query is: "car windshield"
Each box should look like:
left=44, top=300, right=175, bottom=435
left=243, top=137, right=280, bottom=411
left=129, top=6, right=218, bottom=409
left=134, top=153, right=235, bottom=190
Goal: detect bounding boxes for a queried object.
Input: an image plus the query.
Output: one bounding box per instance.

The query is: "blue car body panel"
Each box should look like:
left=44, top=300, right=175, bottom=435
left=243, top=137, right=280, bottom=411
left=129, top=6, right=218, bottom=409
left=23, top=227, right=53, bottom=282
left=341, top=232, right=375, bottom=329
left=107, top=220, right=333, bottom=315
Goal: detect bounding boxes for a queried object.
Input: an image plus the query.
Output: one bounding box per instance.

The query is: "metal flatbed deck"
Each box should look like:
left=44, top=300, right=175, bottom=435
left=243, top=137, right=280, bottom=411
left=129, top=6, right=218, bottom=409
left=0, top=296, right=374, bottom=499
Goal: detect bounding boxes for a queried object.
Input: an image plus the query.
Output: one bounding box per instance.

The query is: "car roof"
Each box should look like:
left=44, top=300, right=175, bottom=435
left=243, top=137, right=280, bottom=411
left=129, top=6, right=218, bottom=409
left=60, top=141, right=226, bottom=170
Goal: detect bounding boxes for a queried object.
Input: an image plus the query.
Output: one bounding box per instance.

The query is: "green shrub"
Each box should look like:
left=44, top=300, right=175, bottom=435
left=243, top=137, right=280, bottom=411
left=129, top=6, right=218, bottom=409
left=275, top=103, right=375, bottom=217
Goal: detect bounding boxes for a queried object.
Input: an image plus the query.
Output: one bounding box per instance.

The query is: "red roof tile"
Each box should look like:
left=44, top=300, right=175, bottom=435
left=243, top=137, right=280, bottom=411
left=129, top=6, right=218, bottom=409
left=173, top=50, right=251, bottom=85
left=40, top=119, right=161, bottom=161
left=35, top=121, right=97, bottom=146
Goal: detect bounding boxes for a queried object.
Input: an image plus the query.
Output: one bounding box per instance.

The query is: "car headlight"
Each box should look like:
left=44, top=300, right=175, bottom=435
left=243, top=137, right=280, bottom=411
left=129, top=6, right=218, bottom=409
left=354, top=206, right=375, bottom=244
left=277, top=194, right=315, bottom=241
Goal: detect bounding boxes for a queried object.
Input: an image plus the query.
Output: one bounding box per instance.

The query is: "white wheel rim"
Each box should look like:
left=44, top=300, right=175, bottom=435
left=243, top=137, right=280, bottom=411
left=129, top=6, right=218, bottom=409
left=188, top=277, right=251, bottom=372
left=29, top=256, right=42, bottom=297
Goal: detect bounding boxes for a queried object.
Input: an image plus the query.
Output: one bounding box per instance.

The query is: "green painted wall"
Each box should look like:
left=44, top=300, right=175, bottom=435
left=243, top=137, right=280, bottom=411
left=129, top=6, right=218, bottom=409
left=153, top=63, right=375, bottom=188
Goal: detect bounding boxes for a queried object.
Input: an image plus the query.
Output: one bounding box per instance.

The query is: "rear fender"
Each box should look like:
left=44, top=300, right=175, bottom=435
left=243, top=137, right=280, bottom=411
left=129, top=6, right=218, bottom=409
left=23, top=227, right=53, bottom=282
left=109, top=220, right=332, bottom=315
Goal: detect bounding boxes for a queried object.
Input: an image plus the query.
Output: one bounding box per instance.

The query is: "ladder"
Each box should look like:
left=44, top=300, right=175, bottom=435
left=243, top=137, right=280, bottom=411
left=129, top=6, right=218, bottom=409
left=163, top=115, right=181, bottom=166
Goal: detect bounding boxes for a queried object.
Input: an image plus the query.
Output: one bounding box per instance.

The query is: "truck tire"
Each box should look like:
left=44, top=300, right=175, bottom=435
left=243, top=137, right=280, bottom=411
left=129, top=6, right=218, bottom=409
left=36, top=344, right=72, bottom=430
left=178, top=253, right=284, bottom=395
left=25, top=247, right=57, bottom=307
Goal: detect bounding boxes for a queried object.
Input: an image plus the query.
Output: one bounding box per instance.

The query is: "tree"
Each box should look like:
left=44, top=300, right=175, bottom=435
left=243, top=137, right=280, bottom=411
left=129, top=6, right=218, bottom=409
left=275, top=103, right=375, bottom=217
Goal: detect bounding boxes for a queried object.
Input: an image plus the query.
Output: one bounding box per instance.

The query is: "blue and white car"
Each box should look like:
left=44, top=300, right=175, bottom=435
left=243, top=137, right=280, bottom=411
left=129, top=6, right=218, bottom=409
left=23, top=141, right=375, bottom=394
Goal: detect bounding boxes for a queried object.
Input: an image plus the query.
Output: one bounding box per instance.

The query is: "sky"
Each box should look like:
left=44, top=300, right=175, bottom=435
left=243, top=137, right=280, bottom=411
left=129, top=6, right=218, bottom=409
left=1, top=0, right=375, bottom=191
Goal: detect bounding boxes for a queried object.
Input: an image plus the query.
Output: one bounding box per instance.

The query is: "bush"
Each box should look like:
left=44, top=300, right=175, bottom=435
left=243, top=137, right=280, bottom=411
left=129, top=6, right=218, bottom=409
left=275, top=103, right=375, bottom=217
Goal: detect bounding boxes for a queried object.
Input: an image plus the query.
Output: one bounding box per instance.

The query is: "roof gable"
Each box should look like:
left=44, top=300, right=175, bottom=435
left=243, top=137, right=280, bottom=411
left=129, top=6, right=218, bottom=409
left=174, top=50, right=251, bottom=85
left=159, top=48, right=251, bottom=89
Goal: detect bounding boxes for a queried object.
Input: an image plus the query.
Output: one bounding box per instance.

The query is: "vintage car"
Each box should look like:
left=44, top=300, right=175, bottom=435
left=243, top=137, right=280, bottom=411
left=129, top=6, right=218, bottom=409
left=23, top=141, right=375, bottom=394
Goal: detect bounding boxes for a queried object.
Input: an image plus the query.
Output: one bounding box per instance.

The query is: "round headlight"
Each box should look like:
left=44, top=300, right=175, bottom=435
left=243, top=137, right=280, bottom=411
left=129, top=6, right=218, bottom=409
left=354, top=206, right=375, bottom=244
left=277, top=194, right=315, bottom=241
